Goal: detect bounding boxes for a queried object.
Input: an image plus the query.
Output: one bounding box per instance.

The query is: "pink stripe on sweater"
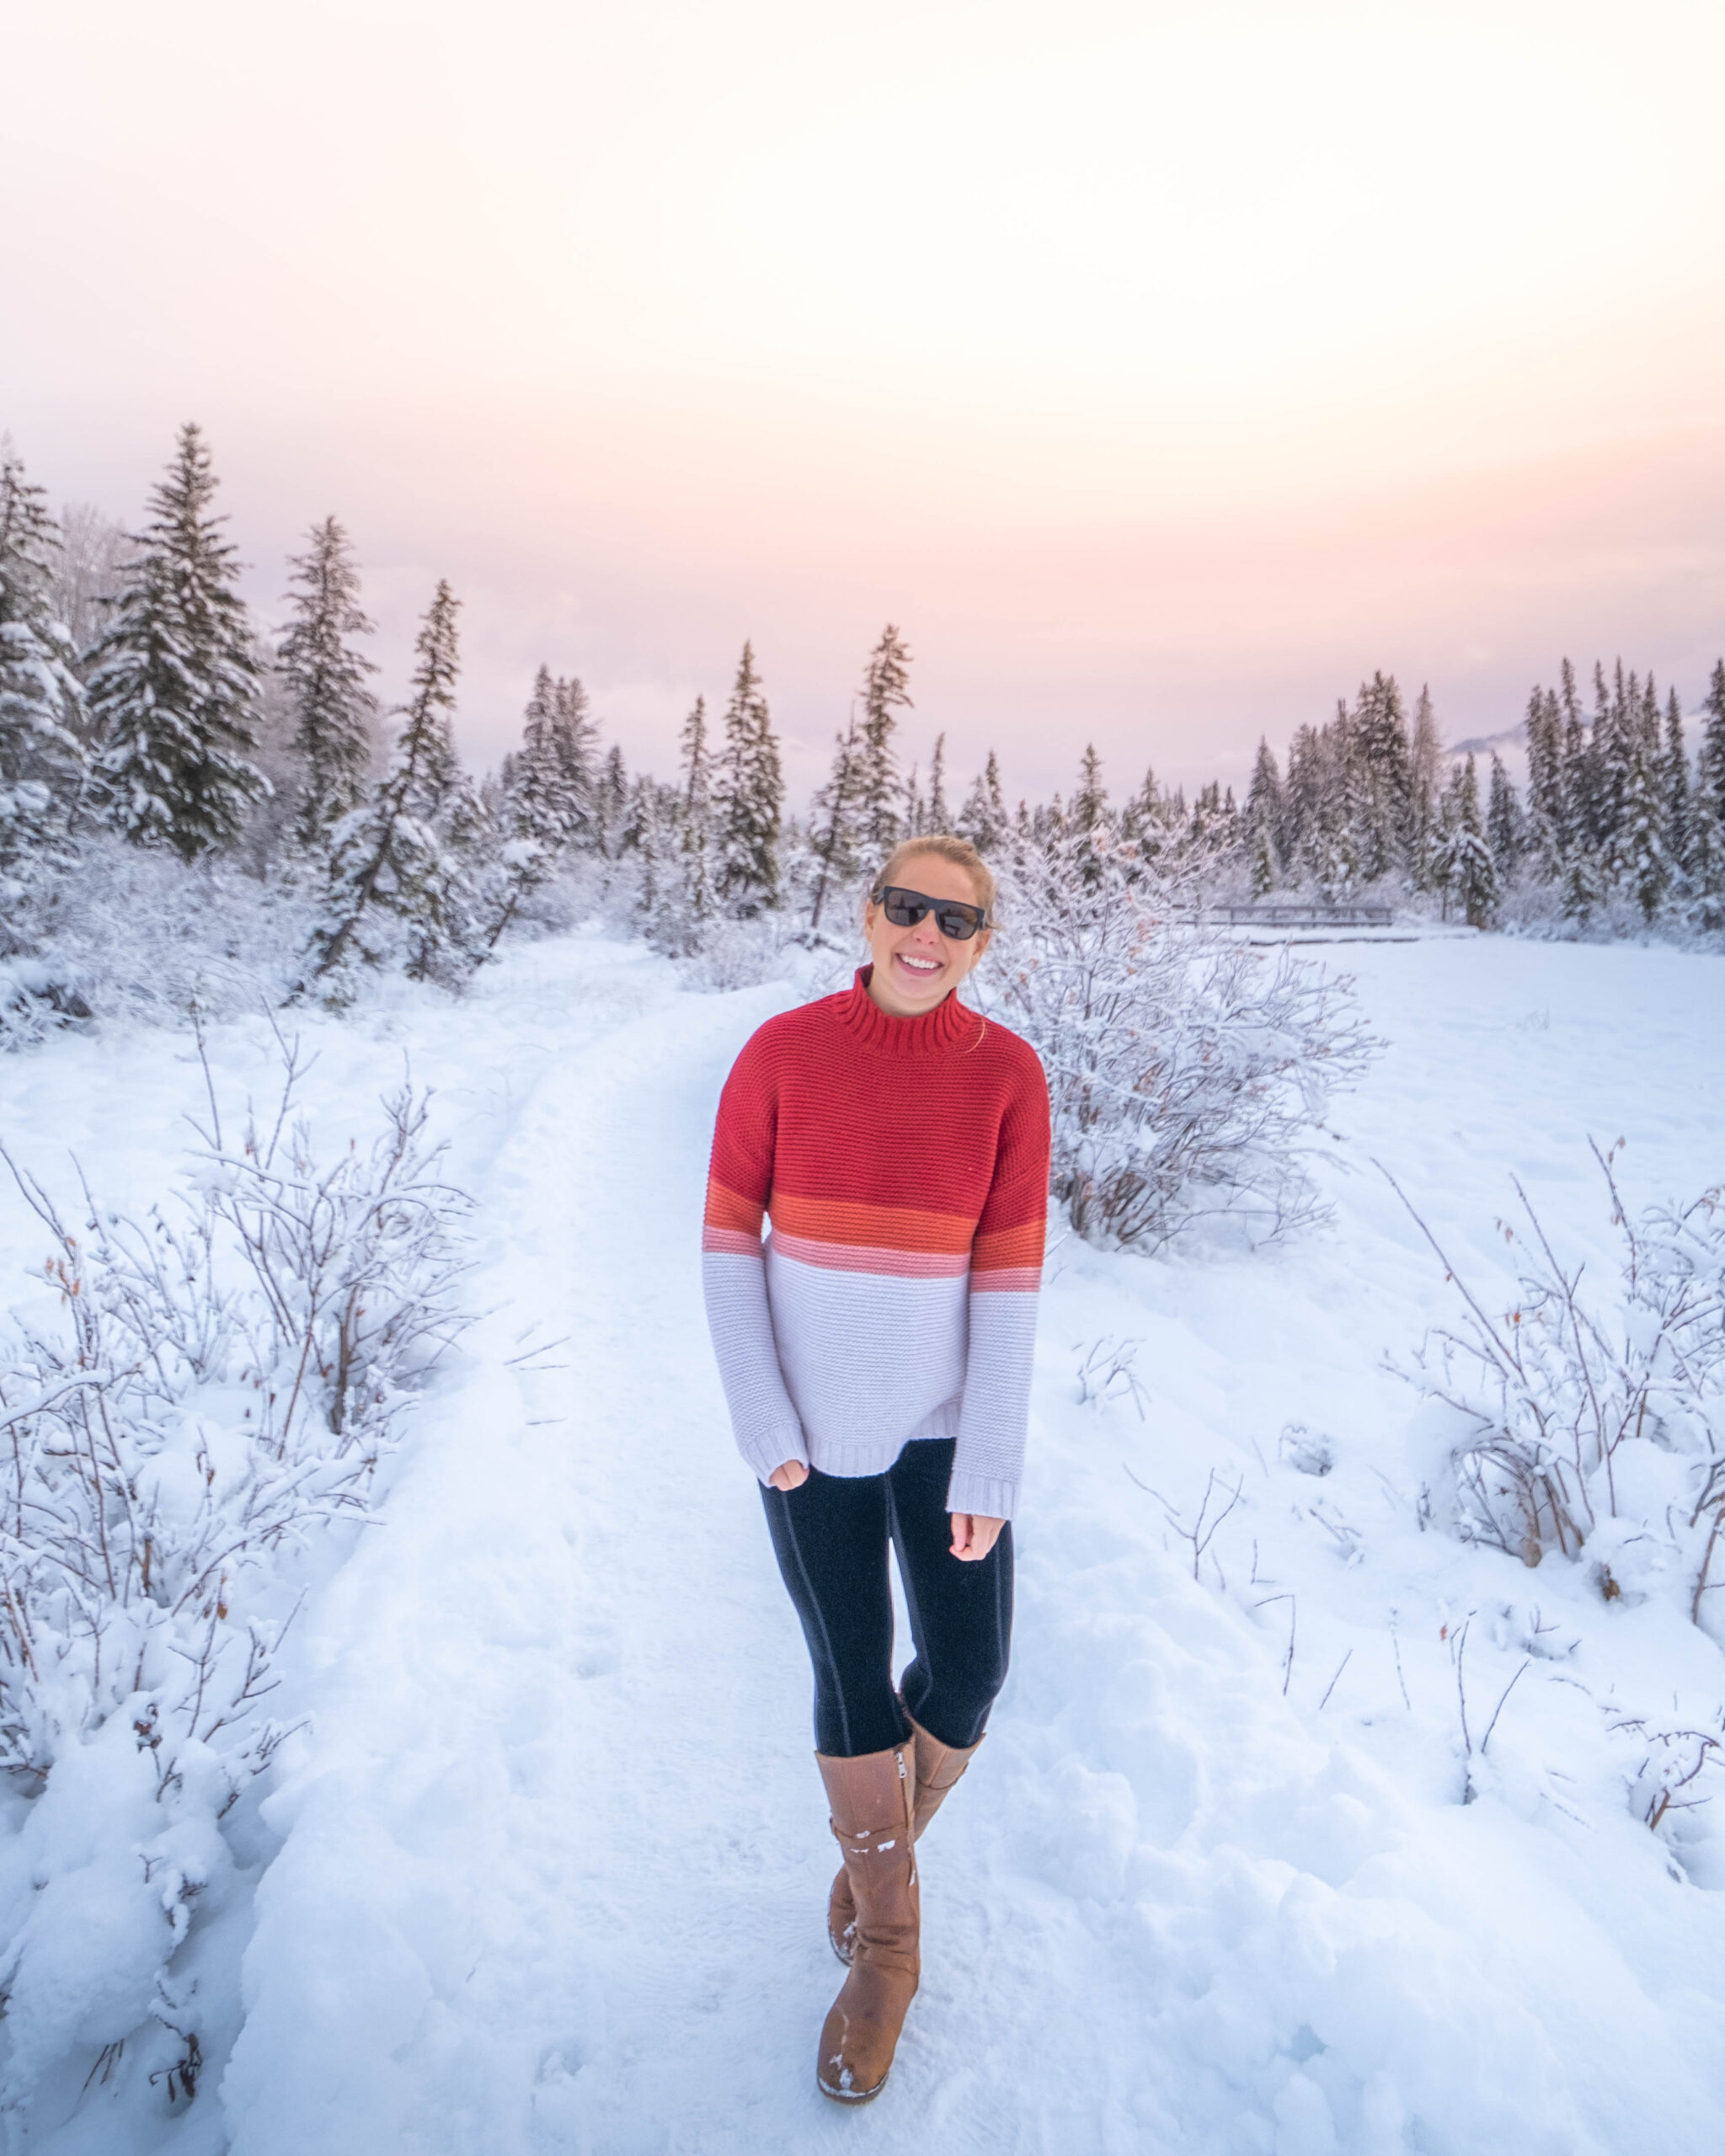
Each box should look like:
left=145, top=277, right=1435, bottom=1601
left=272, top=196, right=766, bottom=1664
left=702, top=1226, right=762, bottom=1257
left=971, top=1266, right=1044, bottom=1293
left=770, top=1230, right=972, bottom=1279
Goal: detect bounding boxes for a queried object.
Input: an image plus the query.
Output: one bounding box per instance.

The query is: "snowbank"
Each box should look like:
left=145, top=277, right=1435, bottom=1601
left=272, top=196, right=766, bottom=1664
left=0, top=931, right=1721, bottom=2152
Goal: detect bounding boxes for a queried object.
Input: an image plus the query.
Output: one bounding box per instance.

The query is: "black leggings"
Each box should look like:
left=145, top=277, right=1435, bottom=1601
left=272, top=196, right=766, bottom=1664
left=760, top=1437, right=1013, bottom=1758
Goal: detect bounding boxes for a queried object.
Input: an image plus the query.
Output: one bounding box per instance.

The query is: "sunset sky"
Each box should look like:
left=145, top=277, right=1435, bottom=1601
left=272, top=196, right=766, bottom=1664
left=5, top=0, right=1723, bottom=802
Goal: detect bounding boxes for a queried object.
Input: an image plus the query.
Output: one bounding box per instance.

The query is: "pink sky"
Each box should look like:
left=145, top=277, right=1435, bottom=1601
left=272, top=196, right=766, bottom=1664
left=6, top=0, right=1723, bottom=803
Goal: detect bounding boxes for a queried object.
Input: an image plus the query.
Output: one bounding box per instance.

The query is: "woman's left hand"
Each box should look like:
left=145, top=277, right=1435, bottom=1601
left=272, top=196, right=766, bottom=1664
left=950, top=1513, right=1004, bottom=1562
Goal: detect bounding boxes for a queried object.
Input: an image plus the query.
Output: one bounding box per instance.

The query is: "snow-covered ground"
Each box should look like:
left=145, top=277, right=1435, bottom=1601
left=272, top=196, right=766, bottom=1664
left=2, top=930, right=1723, bottom=2153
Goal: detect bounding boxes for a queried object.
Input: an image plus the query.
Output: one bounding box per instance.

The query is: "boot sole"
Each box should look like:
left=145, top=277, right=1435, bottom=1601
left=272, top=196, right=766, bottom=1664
left=828, top=1928, right=854, bottom=1966
left=817, top=2067, right=889, bottom=2105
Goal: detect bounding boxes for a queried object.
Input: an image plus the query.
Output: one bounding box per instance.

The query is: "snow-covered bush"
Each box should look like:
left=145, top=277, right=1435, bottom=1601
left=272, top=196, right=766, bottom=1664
left=1389, top=1147, right=1725, bottom=1592
left=0, top=1039, right=469, bottom=2109
left=975, top=822, right=1377, bottom=1252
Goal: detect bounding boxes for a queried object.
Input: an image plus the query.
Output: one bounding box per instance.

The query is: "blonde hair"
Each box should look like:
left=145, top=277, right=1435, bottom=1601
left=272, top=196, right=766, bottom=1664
left=872, top=833, right=996, bottom=919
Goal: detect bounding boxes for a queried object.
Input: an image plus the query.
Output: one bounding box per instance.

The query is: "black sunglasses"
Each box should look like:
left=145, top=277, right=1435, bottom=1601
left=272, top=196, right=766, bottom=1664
left=871, top=884, right=991, bottom=941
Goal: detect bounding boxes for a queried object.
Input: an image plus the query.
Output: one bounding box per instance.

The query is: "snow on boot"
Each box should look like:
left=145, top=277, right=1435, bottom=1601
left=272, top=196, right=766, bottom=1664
left=827, top=1710, right=984, bottom=1964
left=814, top=1744, right=920, bottom=2105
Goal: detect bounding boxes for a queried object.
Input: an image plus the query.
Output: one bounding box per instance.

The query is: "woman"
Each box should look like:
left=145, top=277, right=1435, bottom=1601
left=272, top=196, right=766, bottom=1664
left=701, top=833, right=1050, bottom=2104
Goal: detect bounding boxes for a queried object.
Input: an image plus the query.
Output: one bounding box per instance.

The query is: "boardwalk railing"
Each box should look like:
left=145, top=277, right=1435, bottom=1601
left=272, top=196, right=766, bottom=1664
left=1203, top=902, right=1398, bottom=930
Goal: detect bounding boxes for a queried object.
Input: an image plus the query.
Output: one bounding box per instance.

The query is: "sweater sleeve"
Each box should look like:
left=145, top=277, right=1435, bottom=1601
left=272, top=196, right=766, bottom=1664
left=948, top=1049, right=1051, bottom=1522
left=701, top=1033, right=809, bottom=1483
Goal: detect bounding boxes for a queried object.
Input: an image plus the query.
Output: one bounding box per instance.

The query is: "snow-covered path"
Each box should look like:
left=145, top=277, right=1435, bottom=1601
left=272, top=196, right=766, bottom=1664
left=5, top=931, right=1725, bottom=2153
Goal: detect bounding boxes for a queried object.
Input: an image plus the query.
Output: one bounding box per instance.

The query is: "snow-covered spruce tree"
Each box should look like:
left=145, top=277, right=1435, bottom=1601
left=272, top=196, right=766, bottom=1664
left=1432, top=755, right=1497, bottom=926
left=1662, top=687, right=1690, bottom=884
left=295, top=580, right=484, bottom=999
left=956, top=750, right=1007, bottom=857
left=596, top=742, right=629, bottom=861
left=278, top=516, right=378, bottom=857
left=855, top=623, right=912, bottom=856
left=1407, top=685, right=1441, bottom=889
left=0, top=446, right=88, bottom=903
left=1685, top=663, right=1725, bottom=926
left=86, top=424, right=266, bottom=861
left=924, top=732, right=950, bottom=834
left=807, top=712, right=865, bottom=930
left=1486, top=754, right=1524, bottom=884
left=1523, top=684, right=1567, bottom=879
left=1614, top=712, right=1670, bottom=922
left=484, top=665, right=589, bottom=945
left=669, top=692, right=715, bottom=945
left=712, top=640, right=783, bottom=915
left=1242, top=738, right=1284, bottom=894
left=1350, top=670, right=1413, bottom=881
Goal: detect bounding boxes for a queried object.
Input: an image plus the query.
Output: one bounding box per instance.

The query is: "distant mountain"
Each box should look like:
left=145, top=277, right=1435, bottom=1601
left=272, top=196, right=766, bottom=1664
left=1445, top=720, right=1528, bottom=757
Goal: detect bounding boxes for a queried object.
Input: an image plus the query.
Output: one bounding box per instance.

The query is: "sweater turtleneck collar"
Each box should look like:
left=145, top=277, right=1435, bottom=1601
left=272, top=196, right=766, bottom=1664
left=836, top=966, right=983, bottom=1057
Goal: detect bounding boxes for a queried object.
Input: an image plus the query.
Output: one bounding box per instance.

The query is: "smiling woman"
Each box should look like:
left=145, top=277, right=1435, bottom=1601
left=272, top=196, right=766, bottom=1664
left=700, top=830, right=1050, bottom=2102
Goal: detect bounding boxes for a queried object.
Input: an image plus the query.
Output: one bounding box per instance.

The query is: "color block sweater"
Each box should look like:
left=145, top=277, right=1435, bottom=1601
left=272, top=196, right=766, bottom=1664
left=702, top=968, right=1051, bottom=1520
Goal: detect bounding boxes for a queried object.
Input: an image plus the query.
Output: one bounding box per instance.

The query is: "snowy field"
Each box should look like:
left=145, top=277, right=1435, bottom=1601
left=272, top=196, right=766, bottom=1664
left=2, top=930, right=1723, bottom=2154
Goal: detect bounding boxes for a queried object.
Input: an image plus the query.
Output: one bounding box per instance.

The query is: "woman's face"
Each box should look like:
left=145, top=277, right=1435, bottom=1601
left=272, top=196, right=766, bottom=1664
left=862, top=851, right=992, bottom=1018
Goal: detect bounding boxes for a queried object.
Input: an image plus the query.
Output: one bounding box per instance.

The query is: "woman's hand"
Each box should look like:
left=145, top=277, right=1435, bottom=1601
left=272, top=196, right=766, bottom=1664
left=767, top=1460, right=809, bottom=1492
left=950, top=1512, right=1004, bottom=1562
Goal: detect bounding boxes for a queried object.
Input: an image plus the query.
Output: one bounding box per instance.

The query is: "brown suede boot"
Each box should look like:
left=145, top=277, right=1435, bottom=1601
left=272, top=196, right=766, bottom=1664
left=826, top=1710, right=984, bottom=1963
left=814, top=1744, right=920, bottom=2104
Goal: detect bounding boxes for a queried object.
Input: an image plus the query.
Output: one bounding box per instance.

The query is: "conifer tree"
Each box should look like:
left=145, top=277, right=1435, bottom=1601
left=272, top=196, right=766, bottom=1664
left=0, top=446, right=88, bottom=892
left=1351, top=670, right=1413, bottom=878
left=278, top=516, right=377, bottom=855
left=1700, top=662, right=1725, bottom=832
left=673, top=692, right=716, bottom=936
left=712, top=640, right=783, bottom=915
left=855, top=625, right=912, bottom=854
left=597, top=743, right=629, bottom=858
left=1485, top=754, right=1523, bottom=880
left=1070, top=744, right=1109, bottom=888
left=1433, top=755, right=1496, bottom=926
left=1689, top=662, right=1725, bottom=921
left=1242, top=737, right=1284, bottom=892
left=549, top=675, right=599, bottom=847
left=1615, top=715, right=1669, bottom=921
left=1523, top=686, right=1565, bottom=874
left=956, top=750, right=1007, bottom=857
left=808, top=713, right=864, bottom=929
left=297, top=580, right=481, bottom=996
left=1662, top=686, right=1690, bottom=883
left=926, top=732, right=950, bottom=833
left=87, top=424, right=265, bottom=861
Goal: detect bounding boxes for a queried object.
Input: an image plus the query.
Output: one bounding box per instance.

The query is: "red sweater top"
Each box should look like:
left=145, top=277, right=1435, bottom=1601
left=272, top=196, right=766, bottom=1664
left=701, top=969, right=1050, bottom=1518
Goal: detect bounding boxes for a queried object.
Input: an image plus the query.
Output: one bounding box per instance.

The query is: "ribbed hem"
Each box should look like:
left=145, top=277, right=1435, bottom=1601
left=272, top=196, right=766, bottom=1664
left=809, top=1433, right=910, bottom=1480
left=739, top=1428, right=809, bottom=1485
left=945, top=1469, right=1017, bottom=1522
left=835, top=968, right=985, bottom=1059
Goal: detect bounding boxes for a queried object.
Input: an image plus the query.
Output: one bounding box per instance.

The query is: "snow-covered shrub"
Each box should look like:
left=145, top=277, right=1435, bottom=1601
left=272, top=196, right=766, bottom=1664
left=1389, top=1146, right=1725, bottom=1589
left=675, top=911, right=801, bottom=994
left=0, top=1040, right=469, bottom=2108
left=7, top=831, right=317, bottom=1033
left=975, top=822, right=1377, bottom=1252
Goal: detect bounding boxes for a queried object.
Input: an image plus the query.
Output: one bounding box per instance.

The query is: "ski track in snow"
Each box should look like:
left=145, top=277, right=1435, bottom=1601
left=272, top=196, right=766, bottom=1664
left=3, top=931, right=1725, bottom=2153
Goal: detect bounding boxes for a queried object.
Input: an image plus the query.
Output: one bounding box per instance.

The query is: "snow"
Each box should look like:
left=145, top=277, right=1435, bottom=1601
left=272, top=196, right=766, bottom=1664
left=2, top=931, right=1723, bottom=2151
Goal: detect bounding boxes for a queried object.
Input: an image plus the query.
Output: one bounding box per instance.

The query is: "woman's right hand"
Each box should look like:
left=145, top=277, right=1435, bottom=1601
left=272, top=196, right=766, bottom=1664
left=767, top=1460, right=809, bottom=1492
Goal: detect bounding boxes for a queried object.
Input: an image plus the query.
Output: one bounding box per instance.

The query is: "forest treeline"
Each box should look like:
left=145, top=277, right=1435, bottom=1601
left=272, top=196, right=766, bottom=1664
left=4, top=424, right=1723, bottom=1038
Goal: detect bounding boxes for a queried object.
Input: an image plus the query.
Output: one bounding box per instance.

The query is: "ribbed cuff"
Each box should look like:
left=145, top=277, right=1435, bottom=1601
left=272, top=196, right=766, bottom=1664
left=740, top=1428, right=809, bottom=1486
left=945, top=1468, right=1017, bottom=1522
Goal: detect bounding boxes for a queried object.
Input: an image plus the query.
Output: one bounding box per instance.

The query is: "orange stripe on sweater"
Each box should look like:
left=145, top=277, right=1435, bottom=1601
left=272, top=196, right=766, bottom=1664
left=973, top=1219, right=1046, bottom=1271
left=768, top=1190, right=977, bottom=1254
left=704, top=1178, right=765, bottom=1236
